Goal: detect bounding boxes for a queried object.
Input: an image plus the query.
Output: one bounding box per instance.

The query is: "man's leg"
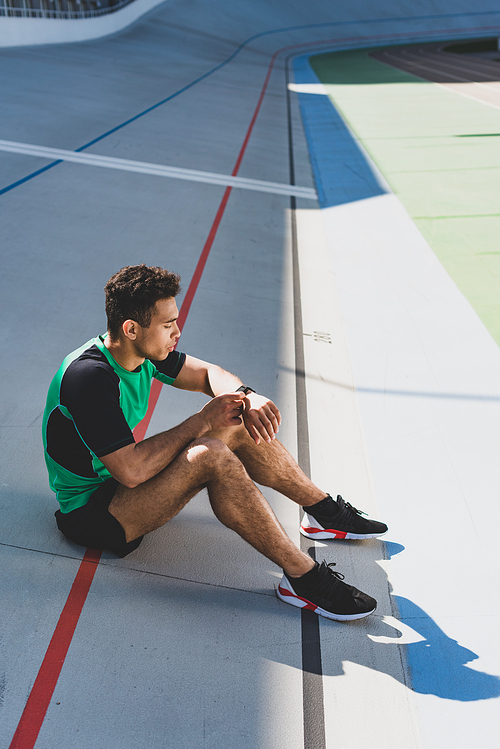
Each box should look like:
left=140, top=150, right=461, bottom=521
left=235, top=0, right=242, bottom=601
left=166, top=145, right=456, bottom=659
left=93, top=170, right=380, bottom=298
left=108, top=436, right=315, bottom=577
left=211, top=423, right=388, bottom=540
left=209, top=423, right=326, bottom=506
left=109, top=432, right=378, bottom=621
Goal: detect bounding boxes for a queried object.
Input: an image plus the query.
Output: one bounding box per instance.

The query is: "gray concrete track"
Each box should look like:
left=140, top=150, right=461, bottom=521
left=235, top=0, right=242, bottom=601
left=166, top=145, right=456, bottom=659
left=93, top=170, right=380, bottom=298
left=2, top=2, right=500, bottom=748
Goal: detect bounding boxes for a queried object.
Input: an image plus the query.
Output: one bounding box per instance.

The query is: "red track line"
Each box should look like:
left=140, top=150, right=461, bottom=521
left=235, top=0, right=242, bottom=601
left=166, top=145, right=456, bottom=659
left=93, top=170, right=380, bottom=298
left=10, top=23, right=488, bottom=747
left=133, top=46, right=280, bottom=442
left=9, top=548, right=102, bottom=749
left=9, top=44, right=284, bottom=749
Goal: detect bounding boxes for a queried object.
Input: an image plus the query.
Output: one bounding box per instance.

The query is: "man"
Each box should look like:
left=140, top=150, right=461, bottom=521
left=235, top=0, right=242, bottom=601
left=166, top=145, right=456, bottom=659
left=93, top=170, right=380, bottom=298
left=43, top=264, right=388, bottom=621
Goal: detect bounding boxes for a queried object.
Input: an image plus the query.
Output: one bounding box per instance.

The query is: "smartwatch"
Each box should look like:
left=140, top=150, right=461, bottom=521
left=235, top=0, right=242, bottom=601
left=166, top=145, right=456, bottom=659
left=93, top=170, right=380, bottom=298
left=236, top=385, right=255, bottom=395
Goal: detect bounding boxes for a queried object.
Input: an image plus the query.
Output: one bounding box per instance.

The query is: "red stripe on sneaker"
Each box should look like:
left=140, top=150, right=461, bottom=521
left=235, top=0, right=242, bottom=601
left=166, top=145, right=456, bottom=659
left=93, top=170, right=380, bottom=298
left=278, top=584, right=317, bottom=612
left=302, top=526, right=347, bottom=539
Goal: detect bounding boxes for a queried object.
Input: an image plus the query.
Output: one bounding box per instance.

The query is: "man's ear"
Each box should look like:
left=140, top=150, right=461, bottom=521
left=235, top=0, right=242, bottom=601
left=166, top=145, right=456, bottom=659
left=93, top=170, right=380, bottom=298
left=122, top=319, right=138, bottom=340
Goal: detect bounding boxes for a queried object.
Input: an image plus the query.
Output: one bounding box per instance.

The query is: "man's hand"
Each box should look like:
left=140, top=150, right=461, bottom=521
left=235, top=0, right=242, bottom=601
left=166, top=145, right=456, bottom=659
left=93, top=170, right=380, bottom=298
left=101, top=392, right=247, bottom=488
left=241, top=392, right=281, bottom=445
left=199, top=392, right=246, bottom=432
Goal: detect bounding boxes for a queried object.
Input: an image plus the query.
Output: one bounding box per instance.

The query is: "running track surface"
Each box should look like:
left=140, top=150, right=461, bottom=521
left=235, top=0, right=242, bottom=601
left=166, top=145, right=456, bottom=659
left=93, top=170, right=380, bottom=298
left=1, top=3, right=500, bottom=748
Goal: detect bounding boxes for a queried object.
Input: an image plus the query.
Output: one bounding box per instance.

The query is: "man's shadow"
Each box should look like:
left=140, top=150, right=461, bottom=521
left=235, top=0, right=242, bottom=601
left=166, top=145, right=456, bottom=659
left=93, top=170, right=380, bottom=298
left=49, top=499, right=500, bottom=704
left=309, top=540, right=500, bottom=702
left=389, top=592, right=498, bottom=702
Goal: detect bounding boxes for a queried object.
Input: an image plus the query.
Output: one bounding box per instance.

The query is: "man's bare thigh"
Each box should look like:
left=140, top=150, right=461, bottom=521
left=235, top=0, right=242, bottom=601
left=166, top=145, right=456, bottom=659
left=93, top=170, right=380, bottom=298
left=108, top=440, right=214, bottom=541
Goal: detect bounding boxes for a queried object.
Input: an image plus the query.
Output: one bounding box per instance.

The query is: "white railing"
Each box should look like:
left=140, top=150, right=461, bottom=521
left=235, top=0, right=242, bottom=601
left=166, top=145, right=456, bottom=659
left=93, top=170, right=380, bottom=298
left=0, top=0, right=136, bottom=19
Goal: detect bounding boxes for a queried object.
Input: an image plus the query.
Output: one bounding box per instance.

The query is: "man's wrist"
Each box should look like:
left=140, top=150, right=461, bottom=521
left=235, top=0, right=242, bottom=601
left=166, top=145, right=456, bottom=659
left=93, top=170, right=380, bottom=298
left=190, top=409, right=211, bottom=437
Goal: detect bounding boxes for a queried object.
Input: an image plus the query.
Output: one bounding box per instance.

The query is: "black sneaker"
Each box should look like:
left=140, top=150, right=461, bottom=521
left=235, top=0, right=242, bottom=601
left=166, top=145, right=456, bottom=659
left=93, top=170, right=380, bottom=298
left=276, top=561, right=377, bottom=621
left=300, top=495, right=388, bottom=540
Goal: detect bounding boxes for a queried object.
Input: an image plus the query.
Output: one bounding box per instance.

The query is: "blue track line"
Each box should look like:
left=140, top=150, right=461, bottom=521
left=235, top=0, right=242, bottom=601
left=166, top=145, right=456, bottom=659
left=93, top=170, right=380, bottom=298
left=293, top=53, right=388, bottom=208
left=1, top=9, right=500, bottom=198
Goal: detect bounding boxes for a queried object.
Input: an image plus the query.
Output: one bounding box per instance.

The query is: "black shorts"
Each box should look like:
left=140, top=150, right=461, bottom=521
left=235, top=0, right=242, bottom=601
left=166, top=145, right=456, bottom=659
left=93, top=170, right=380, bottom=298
left=55, top=478, right=143, bottom=558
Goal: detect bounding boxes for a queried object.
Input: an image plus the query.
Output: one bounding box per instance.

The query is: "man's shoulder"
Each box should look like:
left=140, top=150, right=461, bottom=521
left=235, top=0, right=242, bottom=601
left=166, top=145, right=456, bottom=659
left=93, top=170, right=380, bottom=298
left=61, top=341, right=119, bottom=400
left=56, top=336, right=103, bottom=372
left=44, top=338, right=122, bottom=430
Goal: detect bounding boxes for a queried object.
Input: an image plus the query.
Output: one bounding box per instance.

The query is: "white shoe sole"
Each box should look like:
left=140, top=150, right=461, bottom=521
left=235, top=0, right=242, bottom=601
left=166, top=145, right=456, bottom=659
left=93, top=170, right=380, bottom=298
left=276, top=577, right=376, bottom=621
left=300, top=512, right=388, bottom=541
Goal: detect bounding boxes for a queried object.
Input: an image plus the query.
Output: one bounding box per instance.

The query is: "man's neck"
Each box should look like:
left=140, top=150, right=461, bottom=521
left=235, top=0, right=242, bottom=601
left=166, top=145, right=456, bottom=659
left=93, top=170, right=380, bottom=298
left=104, top=335, right=145, bottom=372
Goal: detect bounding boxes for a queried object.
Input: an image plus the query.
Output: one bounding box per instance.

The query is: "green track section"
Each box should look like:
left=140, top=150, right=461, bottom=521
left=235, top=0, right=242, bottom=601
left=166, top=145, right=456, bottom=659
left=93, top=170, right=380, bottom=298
left=310, top=49, right=500, bottom=346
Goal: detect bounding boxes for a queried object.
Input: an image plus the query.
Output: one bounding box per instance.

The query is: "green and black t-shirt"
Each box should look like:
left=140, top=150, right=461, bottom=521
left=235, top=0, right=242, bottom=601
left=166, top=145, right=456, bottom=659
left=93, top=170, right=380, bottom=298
left=42, top=335, right=185, bottom=514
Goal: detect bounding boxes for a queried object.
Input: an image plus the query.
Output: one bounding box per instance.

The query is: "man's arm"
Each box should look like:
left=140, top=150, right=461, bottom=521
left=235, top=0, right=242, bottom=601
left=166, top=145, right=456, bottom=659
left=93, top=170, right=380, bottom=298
left=103, top=354, right=284, bottom=487
left=100, top=391, right=245, bottom=488
left=170, top=354, right=242, bottom=395
left=173, top=355, right=281, bottom=446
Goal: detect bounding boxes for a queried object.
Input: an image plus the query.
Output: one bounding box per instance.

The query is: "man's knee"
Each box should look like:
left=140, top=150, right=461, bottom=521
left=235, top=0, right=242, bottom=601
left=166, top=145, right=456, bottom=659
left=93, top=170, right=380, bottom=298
left=186, top=436, right=234, bottom=468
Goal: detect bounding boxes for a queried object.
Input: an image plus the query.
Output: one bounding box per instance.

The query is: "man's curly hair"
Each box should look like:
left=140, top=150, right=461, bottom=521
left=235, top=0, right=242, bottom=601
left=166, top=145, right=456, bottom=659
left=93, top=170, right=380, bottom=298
left=105, top=264, right=181, bottom=340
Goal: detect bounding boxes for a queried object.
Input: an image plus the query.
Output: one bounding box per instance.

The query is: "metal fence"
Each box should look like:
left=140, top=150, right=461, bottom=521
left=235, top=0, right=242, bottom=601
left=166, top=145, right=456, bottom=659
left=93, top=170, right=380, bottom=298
left=0, top=0, right=136, bottom=19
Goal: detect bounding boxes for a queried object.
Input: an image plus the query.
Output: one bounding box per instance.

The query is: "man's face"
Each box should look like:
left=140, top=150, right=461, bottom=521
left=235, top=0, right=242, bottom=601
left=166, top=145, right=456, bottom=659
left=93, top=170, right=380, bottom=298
left=133, top=297, right=181, bottom=361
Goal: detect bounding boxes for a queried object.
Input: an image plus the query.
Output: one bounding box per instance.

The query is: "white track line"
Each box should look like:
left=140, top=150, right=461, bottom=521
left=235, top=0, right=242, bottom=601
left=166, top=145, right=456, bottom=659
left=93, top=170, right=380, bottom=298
left=380, top=49, right=497, bottom=88
left=404, top=48, right=500, bottom=89
left=0, top=139, right=317, bottom=200
left=417, top=48, right=500, bottom=81
left=379, top=51, right=500, bottom=111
